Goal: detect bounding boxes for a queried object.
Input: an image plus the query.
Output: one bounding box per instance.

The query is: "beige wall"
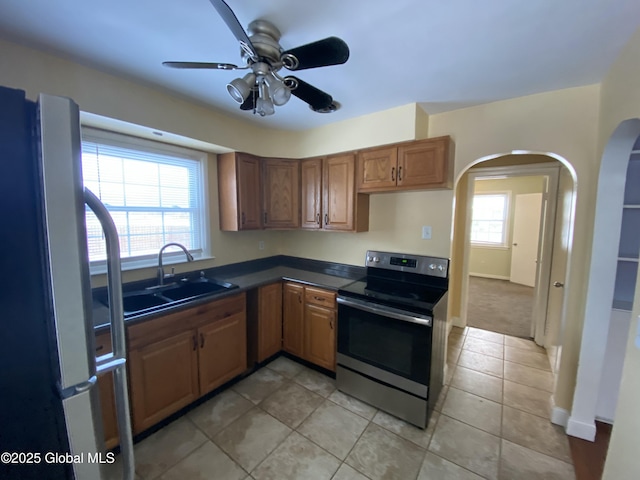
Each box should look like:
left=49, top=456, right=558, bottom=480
left=598, top=27, right=640, bottom=480
left=470, top=176, right=546, bottom=278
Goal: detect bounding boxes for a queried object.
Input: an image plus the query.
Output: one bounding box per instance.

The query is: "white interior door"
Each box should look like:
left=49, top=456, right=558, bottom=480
left=510, top=193, right=543, bottom=287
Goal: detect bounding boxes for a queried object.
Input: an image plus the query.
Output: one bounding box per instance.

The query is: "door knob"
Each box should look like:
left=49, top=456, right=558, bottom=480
left=553, top=281, right=564, bottom=288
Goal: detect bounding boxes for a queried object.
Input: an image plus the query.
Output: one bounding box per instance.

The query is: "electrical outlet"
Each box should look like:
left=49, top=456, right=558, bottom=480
left=422, top=226, right=432, bottom=240
left=258, top=240, right=265, bottom=251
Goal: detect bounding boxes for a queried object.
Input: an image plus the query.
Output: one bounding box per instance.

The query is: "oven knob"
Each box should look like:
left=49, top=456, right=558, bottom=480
left=429, top=264, right=437, bottom=270
left=437, top=265, right=445, bottom=272
left=373, top=256, right=380, bottom=263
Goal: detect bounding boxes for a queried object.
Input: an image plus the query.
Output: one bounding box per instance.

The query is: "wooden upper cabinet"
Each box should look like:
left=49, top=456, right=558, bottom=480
left=301, top=158, right=323, bottom=230
left=398, top=137, right=450, bottom=189
left=357, top=147, right=398, bottom=191
left=323, top=154, right=369, bottom=232
left=262, top=158, right=300, bottom=229
left=218, top=152, right=262, bottom=231
left=356, top=136, right=453, bottom=192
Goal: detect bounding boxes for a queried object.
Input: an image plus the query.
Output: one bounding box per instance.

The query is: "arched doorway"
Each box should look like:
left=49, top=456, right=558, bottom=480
left=449, top=151, right=577, bottom=403
left=569, top=118, right=640, bottom=441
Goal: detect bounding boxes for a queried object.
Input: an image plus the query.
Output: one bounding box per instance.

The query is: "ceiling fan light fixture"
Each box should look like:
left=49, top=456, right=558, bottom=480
left=265, top=72, right=291, bottom=106
left=227, top=72, right=256, bottom=103
left=256, top=80, right=275, bottom=116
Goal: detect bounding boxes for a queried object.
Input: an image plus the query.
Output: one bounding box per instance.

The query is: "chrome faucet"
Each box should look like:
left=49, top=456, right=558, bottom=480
left=157, top=242, right=194, bottom=285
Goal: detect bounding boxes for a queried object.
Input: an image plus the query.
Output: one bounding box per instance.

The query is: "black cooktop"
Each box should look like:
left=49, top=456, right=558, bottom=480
left=338, top=276, right=447, bottom=314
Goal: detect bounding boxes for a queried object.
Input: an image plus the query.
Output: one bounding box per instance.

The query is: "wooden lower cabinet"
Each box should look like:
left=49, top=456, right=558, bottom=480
left=282, top=282, right=305, bottom=357
left=282, top=282, right=337, bottom=372
left=95, top=331, right=119, bottom=450
left=304, top=304, right=336, bottom=371
left=127, top=293, right=246, bottom=434
left=129, top=331, right=199, bottom=434
left=198, top=310, right=247, bottom=396
left=252, top=282, right=283, bottom=362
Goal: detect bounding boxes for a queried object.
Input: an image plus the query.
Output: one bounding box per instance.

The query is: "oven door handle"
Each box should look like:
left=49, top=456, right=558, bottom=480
left=337, top=296, right=432, bottom=327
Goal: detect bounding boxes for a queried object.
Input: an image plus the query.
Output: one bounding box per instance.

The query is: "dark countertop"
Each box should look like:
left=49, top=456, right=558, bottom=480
left=93, top=256, right=365, bottom=332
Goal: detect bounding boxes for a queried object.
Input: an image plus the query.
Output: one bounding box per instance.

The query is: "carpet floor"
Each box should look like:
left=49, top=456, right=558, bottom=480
left=466, top=276, right=534, bottom=338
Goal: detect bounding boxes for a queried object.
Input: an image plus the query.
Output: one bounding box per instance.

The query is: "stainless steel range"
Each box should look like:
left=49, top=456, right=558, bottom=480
left=336, top=250, right=449, bottom=428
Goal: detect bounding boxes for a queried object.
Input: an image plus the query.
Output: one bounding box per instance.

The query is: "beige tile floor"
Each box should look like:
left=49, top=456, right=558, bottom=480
left=105, top=326, right=576, bottom=480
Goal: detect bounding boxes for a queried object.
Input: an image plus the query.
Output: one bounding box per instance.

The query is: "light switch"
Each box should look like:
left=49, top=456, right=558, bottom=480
left=422, top=226, right=432, bottom=240
left=258, top=240, right=265, bottom=250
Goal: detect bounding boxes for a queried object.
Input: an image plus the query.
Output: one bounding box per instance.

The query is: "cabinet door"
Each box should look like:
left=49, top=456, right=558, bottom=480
left=258, top=282, right=283, bottom=361
left=198, top=311, right=247, bottom=396
left=95, top=331, right=119, bottom=450
left=129, top=331, right=199, bottom=434
left=304, top=304, right=336, bottom=372
left=301, top=158, right=323, bottom=229
left=282, top=282, right=305, bottom=358
left=357, top=147, right=398, bottom=192
left=323, top=154, right=356, bottom=231
left=237, top=153, right=262, bottom=230
left=397, top=138, right=449, bottom=189
left=263, top=159, right=300, bottom=228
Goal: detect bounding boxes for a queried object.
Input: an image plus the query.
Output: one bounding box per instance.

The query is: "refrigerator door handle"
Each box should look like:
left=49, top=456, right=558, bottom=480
left=84, top=187, right=135, bottom=480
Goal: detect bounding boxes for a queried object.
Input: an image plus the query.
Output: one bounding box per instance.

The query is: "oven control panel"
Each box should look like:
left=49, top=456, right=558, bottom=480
left=365, top=250, right=449, bottom=278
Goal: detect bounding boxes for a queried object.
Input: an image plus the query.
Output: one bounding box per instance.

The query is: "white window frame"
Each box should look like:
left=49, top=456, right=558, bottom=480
left=470, top=191, right=511, bottom=248
left=81, top=128, right=210, bottom=274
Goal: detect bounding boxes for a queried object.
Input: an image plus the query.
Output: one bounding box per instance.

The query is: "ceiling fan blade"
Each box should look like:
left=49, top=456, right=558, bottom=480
left=282, top=37, right=349, bottom=71
left=208, top=0, right=258, bottom=60
left=285, top=76, right=335, bottom=112
left=163, top=61, right=239, bottom=70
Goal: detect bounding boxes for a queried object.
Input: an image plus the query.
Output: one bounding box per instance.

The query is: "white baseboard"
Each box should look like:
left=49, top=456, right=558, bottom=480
left=451, top=316, right=465, bottom=328
left=567, top=416, right=597, bottom=441
left=595, top=415, right=614, bottom=425
left=469, top=273, right=510, bottom=281
left=549, top=395, right=570, bottom=427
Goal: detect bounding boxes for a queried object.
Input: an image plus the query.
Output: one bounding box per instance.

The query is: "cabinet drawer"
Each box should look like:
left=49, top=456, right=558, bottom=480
left=305, top=287, right=336, bottom=309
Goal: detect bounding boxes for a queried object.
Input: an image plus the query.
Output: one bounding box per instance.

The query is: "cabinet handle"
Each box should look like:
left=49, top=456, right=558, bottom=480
left=264, top=212, right=268, bottom=223
left=324, top=213, right=329, bottom=225
left=314, top=296, right=325, bottom=302
left=200, top=333, right=205, bottom=348
left=398, top=166, right=403, bottom=181
left=330, top=319, right=334, bottom=330
left=316, top=213, right=320, bottom=225
left=241, top=212, right=246, bottom=225
left=95, top=345, right=104, bottom=352
left=192, top=335, right=197, bottom=351
left=391, top=167, right=395, bottom=181
left=298, top=293, right=302, bottom=304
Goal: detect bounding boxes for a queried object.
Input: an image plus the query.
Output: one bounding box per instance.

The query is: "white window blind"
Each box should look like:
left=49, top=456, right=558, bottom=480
left=81, top=129, right=208, bottom=268
left=471, top=193, right=509, bottom=246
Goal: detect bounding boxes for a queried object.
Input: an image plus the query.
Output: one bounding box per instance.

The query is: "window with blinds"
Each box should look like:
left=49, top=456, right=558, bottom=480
left=81, top=129, right=208, bottom=269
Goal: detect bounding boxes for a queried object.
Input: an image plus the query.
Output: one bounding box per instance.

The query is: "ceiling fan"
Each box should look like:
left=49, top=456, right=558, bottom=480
left=163, top=0, right=350, bottom=117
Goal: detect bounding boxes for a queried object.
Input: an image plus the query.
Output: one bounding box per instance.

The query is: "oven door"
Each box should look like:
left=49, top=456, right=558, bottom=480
left=336, top=296, right=433, bottom=397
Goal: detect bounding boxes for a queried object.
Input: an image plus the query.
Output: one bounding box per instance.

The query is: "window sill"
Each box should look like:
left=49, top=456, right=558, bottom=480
left=90, top=254, right=216, bottom=277
left=470, top=243, right=510, bottom=250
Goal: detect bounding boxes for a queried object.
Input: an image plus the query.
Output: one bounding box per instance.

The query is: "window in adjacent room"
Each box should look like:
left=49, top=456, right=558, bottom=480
left=81, top=128, right=209, bottom=272
left=470, top=192, right=510, bottom=247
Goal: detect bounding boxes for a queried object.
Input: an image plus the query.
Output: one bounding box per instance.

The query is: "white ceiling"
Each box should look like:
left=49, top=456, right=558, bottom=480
left=1, top=0, right=639, bottom=131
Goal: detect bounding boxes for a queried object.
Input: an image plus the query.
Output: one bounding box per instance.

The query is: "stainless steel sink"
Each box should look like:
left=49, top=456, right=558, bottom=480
left=99, top=278, right=239, bottom=317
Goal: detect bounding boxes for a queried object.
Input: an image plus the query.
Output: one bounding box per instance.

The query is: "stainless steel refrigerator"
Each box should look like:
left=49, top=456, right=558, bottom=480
left=0, top=86, right=134, bottom=479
